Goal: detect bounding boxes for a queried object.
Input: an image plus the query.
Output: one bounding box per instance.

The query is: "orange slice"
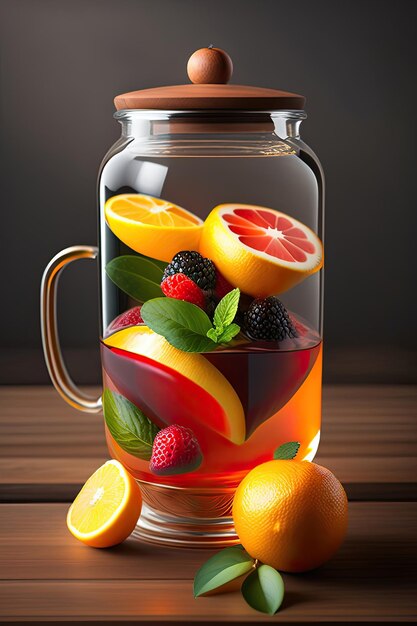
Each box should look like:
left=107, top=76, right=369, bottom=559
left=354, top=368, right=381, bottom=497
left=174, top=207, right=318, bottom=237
left=105, top=194, right=203, bottom=262
left=103, top=326, right=245, bottom=444
left=199, top=204, right=323, bottom=297
left=66, top=460, right=142, bottom=547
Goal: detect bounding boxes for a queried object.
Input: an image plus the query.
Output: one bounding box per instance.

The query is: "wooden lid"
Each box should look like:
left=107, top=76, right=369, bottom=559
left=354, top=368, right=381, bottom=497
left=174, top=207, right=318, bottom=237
left=114, top=47, right=305, bottom=111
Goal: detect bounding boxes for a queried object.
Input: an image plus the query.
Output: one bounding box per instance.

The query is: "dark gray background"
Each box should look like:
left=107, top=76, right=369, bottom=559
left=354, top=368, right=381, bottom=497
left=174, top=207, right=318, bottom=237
left=1, top=0, right=416, bottom=384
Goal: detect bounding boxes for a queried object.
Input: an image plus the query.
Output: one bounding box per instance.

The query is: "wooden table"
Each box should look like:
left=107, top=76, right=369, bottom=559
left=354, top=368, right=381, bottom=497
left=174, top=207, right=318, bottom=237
left=1, top=385, right=416, bottom=624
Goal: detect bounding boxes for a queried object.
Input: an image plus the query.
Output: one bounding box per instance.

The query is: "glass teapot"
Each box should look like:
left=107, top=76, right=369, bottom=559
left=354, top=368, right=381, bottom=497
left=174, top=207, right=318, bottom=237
left=41, top=48, right=324, bottom=547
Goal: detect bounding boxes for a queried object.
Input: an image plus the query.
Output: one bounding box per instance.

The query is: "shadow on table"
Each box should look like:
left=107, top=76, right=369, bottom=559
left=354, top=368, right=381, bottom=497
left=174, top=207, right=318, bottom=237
left=109, top=529, right=416, bottom=587
left=297, top=534, right=416, bottom=585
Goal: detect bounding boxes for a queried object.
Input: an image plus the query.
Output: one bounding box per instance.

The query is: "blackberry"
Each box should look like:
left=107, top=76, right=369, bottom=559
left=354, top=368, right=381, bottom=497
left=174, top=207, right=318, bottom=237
left=205, top=296, right=217, bottom=320
left=244, top=296, right=298, bottom=341
left=162, top=251, right=216, bottom=290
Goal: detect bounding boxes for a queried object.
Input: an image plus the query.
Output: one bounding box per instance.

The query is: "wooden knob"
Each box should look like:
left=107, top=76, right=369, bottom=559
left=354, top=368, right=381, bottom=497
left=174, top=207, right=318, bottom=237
left=187, top=46, right=233, bottom=84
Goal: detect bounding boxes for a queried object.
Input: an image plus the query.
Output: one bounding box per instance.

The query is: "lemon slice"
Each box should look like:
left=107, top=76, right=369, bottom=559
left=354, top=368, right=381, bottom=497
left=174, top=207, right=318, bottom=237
left=105, top=194, right=203, bottom=262
left=67, top=460, right=142, bottom=547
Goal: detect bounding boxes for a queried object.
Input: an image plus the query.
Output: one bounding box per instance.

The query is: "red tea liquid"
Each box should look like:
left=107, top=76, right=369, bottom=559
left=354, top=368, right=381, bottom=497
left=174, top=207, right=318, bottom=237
left=101, top=327, right=322, bottom=488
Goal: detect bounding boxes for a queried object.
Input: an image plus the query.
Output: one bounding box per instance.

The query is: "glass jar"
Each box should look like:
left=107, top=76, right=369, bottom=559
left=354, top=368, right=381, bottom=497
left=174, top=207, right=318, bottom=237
left=41, top=53, right=324, bottom=547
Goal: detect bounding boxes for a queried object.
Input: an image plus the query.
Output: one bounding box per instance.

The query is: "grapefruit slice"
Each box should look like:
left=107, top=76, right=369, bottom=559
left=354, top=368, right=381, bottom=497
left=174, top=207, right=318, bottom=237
left=199, top=204, right=323, bottom=297
left=105, top=194, right=203, bottom=262
left=103, top=326, right=245, bottom=444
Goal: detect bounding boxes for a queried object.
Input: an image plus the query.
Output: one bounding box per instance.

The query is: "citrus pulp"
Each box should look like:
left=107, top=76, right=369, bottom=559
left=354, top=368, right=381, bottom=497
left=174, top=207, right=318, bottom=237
left=105, top=194, right=203, bottom=262
left=199, top=204, right=323, bottom=297
left=67, top=460, right=142, bottom=548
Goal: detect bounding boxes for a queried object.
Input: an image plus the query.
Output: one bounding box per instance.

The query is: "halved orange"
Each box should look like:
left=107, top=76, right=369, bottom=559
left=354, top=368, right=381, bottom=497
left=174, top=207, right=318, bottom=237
left=105, top=194, right=203, bottom=262
left=66, top=460, right=142, bottom=547
left=199, top=204, right=323, bottom=297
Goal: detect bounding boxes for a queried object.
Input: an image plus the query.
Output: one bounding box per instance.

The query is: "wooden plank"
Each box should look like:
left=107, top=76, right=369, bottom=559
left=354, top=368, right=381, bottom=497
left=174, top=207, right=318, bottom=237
left=0, top=502, right=414, bottom=580
left=0, top=578, right=415, bottom=623
left=1, top=386, right=416, bottom=501
left=1, top=456, right=416, bottom=502
left=0, top=387, right=106, bottom=459
left=0, top=502, right=416, bottom=623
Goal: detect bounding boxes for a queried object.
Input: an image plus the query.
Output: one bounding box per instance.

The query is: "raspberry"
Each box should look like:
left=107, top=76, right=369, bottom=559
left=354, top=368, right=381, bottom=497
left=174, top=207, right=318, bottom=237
left=162, top=251, right=216, bottom=290
left=244, top=297, right=298, bottom=341
left=105, top=306, right=143, bottom=336
left=161, top=274, right=206, bottom=309
left=150, top=424, right=202, bottom=476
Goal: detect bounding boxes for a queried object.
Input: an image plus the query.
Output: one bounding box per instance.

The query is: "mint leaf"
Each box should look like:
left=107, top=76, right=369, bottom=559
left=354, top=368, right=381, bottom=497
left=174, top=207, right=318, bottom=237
left=213, top=288, right=240, bottom=332
left=141, top=297, right=217, bottom=352
left=194, top=546, right=254, bottom=597
left=273, top=441, right=300, bottom=460
left=106, top=255, right=163, bottom=303
left=103, top=389, right=159, bottom=459
left=241, top=564, right=284, bottom=615
left=206, top=328, right=218, bottom=342
left=217, top=323, right=240, bottom=344
left=207, top=324, right=240, bottom=344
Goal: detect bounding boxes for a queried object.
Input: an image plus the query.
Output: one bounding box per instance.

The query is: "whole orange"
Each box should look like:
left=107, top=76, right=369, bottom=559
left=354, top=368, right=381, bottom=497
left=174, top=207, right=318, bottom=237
left=232, top=460, right=348, bottom=573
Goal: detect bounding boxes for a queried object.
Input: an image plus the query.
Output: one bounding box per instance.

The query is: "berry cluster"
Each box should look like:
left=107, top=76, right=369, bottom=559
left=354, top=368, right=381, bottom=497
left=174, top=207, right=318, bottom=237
left=160, top=250, right=233, bottom=313
left=160, top=250, right=300, bottom=342
left=162, top=250, right=216, bottom=290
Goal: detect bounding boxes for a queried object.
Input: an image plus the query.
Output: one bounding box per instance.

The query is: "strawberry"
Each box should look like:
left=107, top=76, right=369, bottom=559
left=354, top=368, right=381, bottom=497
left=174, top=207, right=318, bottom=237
left=161, top=273, right=206, bottom=309
left=214, top=270, right=234, bottom=300
left=150, top=425, right=203, bottom=476
left=105, top=306, right=143, bottom=336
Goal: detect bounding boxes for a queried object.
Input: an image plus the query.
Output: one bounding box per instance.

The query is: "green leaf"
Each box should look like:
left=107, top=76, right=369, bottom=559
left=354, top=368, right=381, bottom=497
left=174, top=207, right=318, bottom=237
left=141, top=297, right=217, bottom=353
left=194, top=546, right=254, bottom=597
left=106, top=255, right=164, bottom=303
left=273, top=441, right=301, bottom=460
left=241, top=564, right=284, bottom=615
left=217, top=323, right=241, bottom=344
left=206, top=328, right=219, bottom=342
left=102, top=389, right=160, bottom=459
left=213, top=288, right=240, bottom=332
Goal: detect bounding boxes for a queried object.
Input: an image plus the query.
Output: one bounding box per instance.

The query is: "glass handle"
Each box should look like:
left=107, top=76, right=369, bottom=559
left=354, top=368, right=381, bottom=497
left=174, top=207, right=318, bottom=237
left=40, top=245, right=102, bottom=413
